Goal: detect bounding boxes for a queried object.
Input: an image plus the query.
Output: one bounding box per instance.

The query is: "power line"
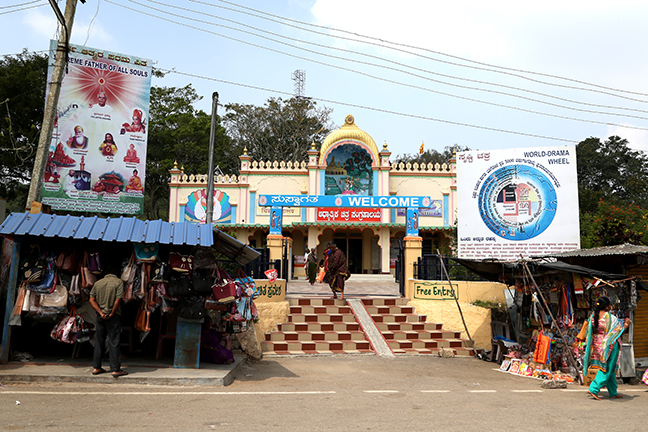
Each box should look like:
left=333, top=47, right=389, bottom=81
left=144, top=0, right=648, bottom=118
left=158, top=68, right=579, bottom=144
left=0, top=1, right=47, bottom=15
left=0, top=0, right=43, bottom=9
left=108, top=0, right=648, bottom=131
left=210, top=0, right=648, bottom=100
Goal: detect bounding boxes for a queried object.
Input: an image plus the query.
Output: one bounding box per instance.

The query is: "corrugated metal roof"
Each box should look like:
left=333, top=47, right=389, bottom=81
left=534, top=243, right=648, bottom=258
left=0, top=212, right=261, bottom=265
left=0, top=212, right=214, bottom=245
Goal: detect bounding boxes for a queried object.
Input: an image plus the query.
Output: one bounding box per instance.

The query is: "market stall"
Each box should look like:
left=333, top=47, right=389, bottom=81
left=0, top=212, right=260, bottom=367
left=453, top=257, right=645, bottom=384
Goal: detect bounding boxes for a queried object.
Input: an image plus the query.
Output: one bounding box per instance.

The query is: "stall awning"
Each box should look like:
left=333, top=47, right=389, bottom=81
left=451, top=257, right=632, bottom=283
left=0, top=212, right=260, bottom=266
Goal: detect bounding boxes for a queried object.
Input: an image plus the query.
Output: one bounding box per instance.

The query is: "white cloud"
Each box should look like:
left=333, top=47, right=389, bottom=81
left=22, top=9, right=112, bottom=48
left=23, top=10, right=58, bottom=40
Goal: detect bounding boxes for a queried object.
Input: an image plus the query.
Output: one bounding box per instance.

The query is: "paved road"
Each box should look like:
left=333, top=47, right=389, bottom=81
left=1, top=356, right=646, bottom=431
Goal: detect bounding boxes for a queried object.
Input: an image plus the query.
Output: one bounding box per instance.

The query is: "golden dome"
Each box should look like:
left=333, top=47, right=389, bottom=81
left=319, top=115, right=379, bottom=165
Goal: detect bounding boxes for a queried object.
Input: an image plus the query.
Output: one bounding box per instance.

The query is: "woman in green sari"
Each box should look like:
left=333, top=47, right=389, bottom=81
left=576, top=296, right=631, bottom=400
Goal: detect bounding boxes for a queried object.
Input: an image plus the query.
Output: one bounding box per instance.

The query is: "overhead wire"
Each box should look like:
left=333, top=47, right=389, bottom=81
left=0, top=1, right=47, bottom=15
left=159, top=68, right=579, bottom=144
left=144, top=0, right=648, bottom=119
left=109, top=0, right=648, bottom=131
left=210, top=0, right=648, bottom=99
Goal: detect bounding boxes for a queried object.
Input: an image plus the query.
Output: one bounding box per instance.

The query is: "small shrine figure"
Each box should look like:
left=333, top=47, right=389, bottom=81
left=123, top=143, right=140, bottom=163
left=99, top=133, right=118, bottom=157
left=125, top=169, right=143, bottom=192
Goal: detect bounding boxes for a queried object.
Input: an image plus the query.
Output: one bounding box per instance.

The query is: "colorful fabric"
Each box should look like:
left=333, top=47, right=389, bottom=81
left=582, top=312, right=625, bottom=374
left=589, top=342, right=620, bottom=397
left=324, top=248, right=349, bottom=294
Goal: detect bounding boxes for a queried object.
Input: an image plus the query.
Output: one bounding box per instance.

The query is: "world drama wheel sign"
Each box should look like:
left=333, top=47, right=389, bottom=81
left=478, top=164, right=557, bottom=240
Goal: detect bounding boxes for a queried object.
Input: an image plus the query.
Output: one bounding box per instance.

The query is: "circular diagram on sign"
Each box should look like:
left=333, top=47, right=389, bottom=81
left=478, top=164, right=557, bottom=240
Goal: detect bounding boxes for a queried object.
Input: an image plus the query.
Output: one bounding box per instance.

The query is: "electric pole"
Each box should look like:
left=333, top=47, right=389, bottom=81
left=205, top=92, right=219, bottom=225
left=25, top=0, right=79, bottom=211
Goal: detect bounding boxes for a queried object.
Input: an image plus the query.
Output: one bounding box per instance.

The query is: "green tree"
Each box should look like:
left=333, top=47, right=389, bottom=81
left=576, top=136, right=648, bottom=214
left=580, top=200, right=648, bottom=248
left=392, top=144, right=469, bottom=166
left=0, top=50, right=48, bottom=212
left=146, top=84, right=231, bottom=220
left=223, top=97, right=335, bottom=164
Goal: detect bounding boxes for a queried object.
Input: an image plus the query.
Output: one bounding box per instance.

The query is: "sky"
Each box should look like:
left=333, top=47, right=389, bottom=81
left=2, top=0, right=648, bottom=161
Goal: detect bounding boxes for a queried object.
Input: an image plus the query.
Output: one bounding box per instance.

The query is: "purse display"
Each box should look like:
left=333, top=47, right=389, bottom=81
left=81, top=251, right=97, bottom=289
left=88, top=252, right=103, bottom=274
left=167, top=273, right=191, bottom=297
left=40, top=284, right=69, bottom=308
left=20, top=245, right=45, bottom=283
left=134, top=243, right=159, bottom=263
left=192, top=268, right=215, bottom=293
left=235, top=268, right=260, bottom=299
left=170, top=252, right=193, bottom=273
left=178, top=294, right=207, bottom=320
left=212, top=268, right=237, bottom=303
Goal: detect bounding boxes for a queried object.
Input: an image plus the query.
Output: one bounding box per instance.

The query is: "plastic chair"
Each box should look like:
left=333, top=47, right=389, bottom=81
left=489, top=321, right=511, bottom=364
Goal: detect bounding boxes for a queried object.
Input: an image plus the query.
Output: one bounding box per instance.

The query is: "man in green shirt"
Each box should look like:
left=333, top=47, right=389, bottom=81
left=89, top=262, right=127, bottom=377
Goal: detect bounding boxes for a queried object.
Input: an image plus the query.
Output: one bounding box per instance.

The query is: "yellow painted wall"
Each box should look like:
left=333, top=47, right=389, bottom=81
left=408, top=280, right=507, bottom=304
left=253, top=279, right=286, bottom=303
left=254, top=301, right=290, bottom=346
left=409, top=300, right=492, bottom=349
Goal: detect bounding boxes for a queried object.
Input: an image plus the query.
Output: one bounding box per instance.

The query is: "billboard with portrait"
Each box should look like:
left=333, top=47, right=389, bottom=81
left=41, top=41, right=151, bottom=214
left=457, top=146, right=580, bottom=259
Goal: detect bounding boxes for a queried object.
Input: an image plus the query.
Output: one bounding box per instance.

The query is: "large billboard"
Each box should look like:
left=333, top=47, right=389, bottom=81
left=457, top=146, right=580, bottom=259
left=41, top=41, right=152, bottom=214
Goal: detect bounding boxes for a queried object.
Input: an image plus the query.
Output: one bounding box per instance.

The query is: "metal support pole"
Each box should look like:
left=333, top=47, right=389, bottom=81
left=25, top=0, right=79, bottom=210
left=437, top=249, right=473, bottom=345
left=205, top=92, right=219, bottom=225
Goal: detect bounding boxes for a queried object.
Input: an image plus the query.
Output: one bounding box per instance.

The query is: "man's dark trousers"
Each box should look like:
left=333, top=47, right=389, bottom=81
left=93, top=314, right=121, bottom=372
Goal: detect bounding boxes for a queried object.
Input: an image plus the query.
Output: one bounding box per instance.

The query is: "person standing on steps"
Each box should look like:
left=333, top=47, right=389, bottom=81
left=89, top=262, right=128, bottom=377
left=323, top=241, right=350, bottom=300
left=576, top=296, right=630, bottom=400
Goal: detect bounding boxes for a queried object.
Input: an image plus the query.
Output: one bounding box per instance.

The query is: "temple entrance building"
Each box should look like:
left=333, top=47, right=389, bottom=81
left=168, top=115, right=457, bottom=276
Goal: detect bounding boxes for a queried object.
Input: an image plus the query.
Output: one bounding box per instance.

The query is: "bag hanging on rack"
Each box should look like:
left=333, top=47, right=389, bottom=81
left=212, top=268, right=237, bottom=303
left=88, top=252, right=103, bottom=274
left=121, top=252, right=137, bottom=282
left=20, top=245, right=45, bottom=283
left=134, top=300, right=151, bottom=332
left=193, top=247, right=216, bottom=269
left=151, top=261, right=168, bottom=282
left=134, top=243, right=159, bottom=263
left=80, top=251, right=97, bottom=289
left=235, top=268, right=260, bottom=299
left=56, top=247, right=80, bottom=274
left=178, top=293, right=207, bottom=320
left=167, top=273, right=191, bottom=297
left=192, top=268, right=215, bottom=293
left=50, top=306, right=82, bottom=344
left=533, top=330, right=552, bottom=365
left=40, top=284, right=69, bottom=308
left=169, top=252, right=193, bottom=273
left=28, top=254, right=57, bottom=294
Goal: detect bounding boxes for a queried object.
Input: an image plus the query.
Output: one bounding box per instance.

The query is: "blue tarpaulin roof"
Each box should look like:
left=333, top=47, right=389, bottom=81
left=0, top=212, right=260, bottom=265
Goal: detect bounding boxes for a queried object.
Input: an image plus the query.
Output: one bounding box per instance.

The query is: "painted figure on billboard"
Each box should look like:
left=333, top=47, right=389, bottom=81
left=122, top=109, right=146, bottom=133
left=99, top=133, right=118, bottom=157
left=123, top=144, right=140, bottom=163
left=66, top=125, right=89, bottom=149
left=89, top=91, right=113, bottom=115
left=126, top=169, right=143, bottom=192
left=324, top=144, right=373, bottom=196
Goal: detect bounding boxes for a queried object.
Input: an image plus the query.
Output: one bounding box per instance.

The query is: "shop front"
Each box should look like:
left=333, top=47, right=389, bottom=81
left=0, top=212, right=260, bottom=367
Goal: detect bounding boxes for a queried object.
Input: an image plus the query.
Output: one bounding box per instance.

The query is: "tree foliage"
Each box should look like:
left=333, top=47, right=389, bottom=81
left=576, top=136, right=648, bottom=247
left=0, top=50, right=48, bottom=212
left=223, top=97, right=335, bottom=164
left=392, top=144, right=469, bottom=166
left=145, top=84, right=231, bottom=220
left=576, top=136, right=648, bottom=214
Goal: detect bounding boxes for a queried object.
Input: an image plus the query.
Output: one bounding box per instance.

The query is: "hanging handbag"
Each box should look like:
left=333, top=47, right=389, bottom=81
left=28, top=254, right=57, bottom=294
left=167, top=273, right=191, bottom=297
left=178, top=293, right=207, bottom=320
left=212, top=268, right=237, bottom=303
left=80, top=252, right=97, bottom=289
left=88, top=252, right=103, bottom=274
left=20, top=245, right=45, bottom=282
left=192, top=268, right=215, bottom=293
left=56, top=247, right=80, bottom=274
left=193, top=247, right=216, bottom=269
left=134, top=300, right=151, bottom=332
left=151, top=261, right=168, bottom=282
left=169, top=252, right=193, bottom=273
left=40, top=284, right=69, bottom=308
left=134, top=243, right=159, bottom=263
left=235, top=268, right=259, bottom=299
left=121, top=252, right=137, bottom=282
left=533, top=330, right=552, bottom=364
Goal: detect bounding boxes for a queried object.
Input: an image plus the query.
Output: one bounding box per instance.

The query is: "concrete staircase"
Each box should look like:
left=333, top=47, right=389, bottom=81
left=261, top=297, right=475, bottom=357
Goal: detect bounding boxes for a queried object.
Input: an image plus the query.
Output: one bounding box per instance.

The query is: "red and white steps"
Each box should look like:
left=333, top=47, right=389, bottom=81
left=261, top=297, right=475, bottom=357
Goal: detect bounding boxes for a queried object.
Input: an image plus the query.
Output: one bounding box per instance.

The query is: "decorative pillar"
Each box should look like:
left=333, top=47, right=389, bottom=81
left=168, top=161, right=182, bottom=222
left=307, top=142, right=319, bottom=222
left=238, top=148, right=251, bottom=224
left=403, top=236, right=422, bottom=300
left=380, top=226, right=391, bottom=274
